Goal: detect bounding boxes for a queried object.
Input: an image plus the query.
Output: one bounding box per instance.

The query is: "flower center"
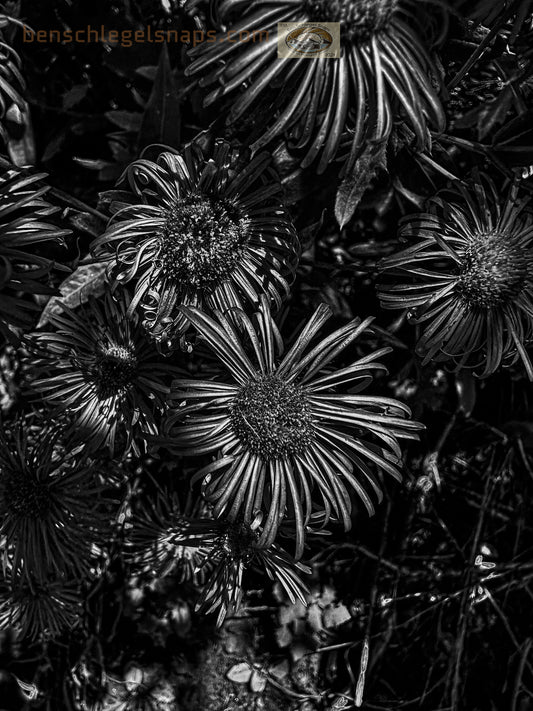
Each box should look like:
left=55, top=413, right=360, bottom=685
left=156, top=194, right=250, bottom=290
left=457, top=232, right=529, bottom=308
left=4, top=474, right=52, bottom=518
left=92, top=345, right=138, bottom=398
left=305, top=0, right=398, bottom=42
left=215, top=521, right=258, bottom=564
left=230, top=374, right=315, bottom=460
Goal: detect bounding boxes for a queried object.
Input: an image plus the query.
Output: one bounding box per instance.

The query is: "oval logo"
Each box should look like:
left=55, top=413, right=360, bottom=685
left=285, top=26, right=333, bottom=55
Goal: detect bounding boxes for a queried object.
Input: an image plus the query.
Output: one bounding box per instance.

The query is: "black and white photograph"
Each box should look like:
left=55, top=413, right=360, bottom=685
left=0, top=0, right=533, bottom=709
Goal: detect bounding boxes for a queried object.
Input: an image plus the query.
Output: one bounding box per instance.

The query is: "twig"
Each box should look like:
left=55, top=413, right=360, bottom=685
left=511, top=639, right=532, bottom=711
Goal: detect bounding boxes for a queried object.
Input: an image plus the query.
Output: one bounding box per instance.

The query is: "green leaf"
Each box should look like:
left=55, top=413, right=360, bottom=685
left=137, top=44, right=181, bottom=151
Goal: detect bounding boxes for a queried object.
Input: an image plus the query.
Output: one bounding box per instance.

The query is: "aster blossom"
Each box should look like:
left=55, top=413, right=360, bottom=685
left=126, top=488, right=212, bottom=583
left=28, top=289, right=175, bottom=455
left=0, top=165, right=69, bottom=340
left=186, top=0, right=445, bottom=174
left=91, top=136, right=299, bottom=349
left=0, top=571, right=82, bottom=640
left=0, top=418, right=107, bottom=583
left=161, top=298, right=421, bottom=559
left=378, top=178, right=533, bottom=378
left=165, top=515, right=310, bottom=626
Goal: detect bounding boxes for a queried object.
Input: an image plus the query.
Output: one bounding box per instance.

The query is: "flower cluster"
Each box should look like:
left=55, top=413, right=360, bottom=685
left=8, top=0, right=532, bottom=652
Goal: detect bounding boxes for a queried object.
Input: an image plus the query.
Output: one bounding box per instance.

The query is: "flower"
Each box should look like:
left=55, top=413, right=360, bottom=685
left=0, top=572, right=82, bottom=640
left=161, top=298, right=421, bottom=559
left=185, top=0, right=445, bottom=174
left=0, top=418, right=107, bottom=583
left=91, top=136, right=299, bottom=349
left=0, top=165, right=68, bottom=341
left=378, top=178, right=533, bottom=378
left=28, top=289, right=175, bottom=455
left=126, top=489, right=212, bottom=583
left=171, top=516, right=310, bottom=626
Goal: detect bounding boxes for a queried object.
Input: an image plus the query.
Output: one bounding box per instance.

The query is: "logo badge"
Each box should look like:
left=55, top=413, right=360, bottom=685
left=278, top=22, right=340, bottom=59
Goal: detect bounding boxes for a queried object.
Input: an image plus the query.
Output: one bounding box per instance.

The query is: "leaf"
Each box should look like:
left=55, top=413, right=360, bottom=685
left=41, top=130, right=67, bottom=163
left=274, top=624, right=292, bottom=648
left=306, top=603, right=324, bottom=633
left=137, top=44, right=181, bottom=151
left=289, top=641, right=310, bottom=663
left=477, top=86, right=514, bottom=141
left=226, top=662, right=252, bottom=685
left=62, top=84, right=89, bottom=111
left=335, top=139, right=387, bottom=229
left=299, top=210, right=325, bottom=251
left=492, top=111, right=533, bottom=167
left=74, top=157, right=114, bottom=171
left=105, top=110, right=143, bottom=133
left=124, top=666, right=144, bottom=692
left=269, top=660, right=289, bottom=680
left=278, top=598, right=307, bottom=625
left=64, top=210, right=107, bottom=238
left=6, top=102, right=36, bottom=167
left=136, top=65, right=158, bottom=82
left=455, top=369, right=476, bottom=417
left=250, top=669, right=267, bottom=693
left=322, top=603, right=352, bottom=630
left=38, top=262, right=108, bottom=327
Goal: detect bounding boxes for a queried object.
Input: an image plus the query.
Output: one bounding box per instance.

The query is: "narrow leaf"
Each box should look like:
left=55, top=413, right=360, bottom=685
left=335, top=139, right=387, bottom=229
left=137, top=43, right=181, bottom=151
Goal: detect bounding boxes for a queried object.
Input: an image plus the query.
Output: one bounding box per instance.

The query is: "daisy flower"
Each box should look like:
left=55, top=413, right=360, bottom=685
left=0, top=419, right=107, bottom=583
left=185, top=0, right=445, bottom=174
left=378, top=178, right=533, bottom=378
left=91, top=136, right=299, bottom=349
left=161, top=298, right=421, bottom=559
left=0, top=572, right=82, bottom=641
left=172, top=515, right=310, bottom=626
left=28, top=289, right=175, bottom=455
left=126, top=489, right=212, bottom=583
